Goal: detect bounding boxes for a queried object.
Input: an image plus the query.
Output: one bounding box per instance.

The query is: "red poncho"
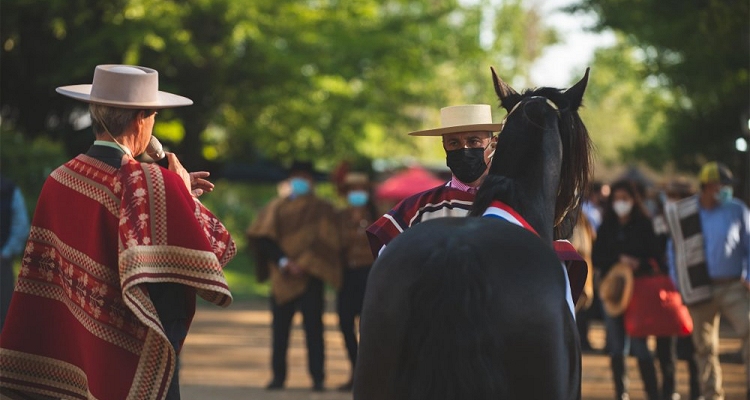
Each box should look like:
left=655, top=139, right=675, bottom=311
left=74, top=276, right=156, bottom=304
left=0, top=155, right=234, bottom=399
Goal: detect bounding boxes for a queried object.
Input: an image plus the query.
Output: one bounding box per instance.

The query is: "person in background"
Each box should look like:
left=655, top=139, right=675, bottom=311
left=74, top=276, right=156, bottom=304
left=654, top=178, right=700, bottom=400
left=0, top=64, right=234, bottom=400
left=572, top=211, right=597, bottom=352
left=335, top=172, right=377, bottom=391
left=246, top=160, right=342, bottom=392
left=666, top=162, right=750, bottom=400
left=593, top=179, right=664, bottom=400
left=0, top=176, right=30, bottom=331
left=583, top=180, right=605, bottom=232
left=577, top=181, right=607, bottom=352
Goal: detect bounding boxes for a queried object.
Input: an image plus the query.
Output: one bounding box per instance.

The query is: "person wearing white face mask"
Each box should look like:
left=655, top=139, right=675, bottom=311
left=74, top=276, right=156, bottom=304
left=334, top=172, right=378, bottom=391
left=246, top=160, right=342, bottom=392
left=593, top=179, right=666, bottom=400
left=665, top=161, right=750, bottom=400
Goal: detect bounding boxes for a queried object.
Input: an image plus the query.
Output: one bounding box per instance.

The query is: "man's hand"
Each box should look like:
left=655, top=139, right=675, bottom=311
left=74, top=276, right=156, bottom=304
left=189, top=171, right=214, bottom=197
left=166, top=153, right=192, bottom=194
left=285, top=260, right=306, bottom=278
left=619, top=254, right=640, bottom=270
left=166, top=153, right=214, bottom=197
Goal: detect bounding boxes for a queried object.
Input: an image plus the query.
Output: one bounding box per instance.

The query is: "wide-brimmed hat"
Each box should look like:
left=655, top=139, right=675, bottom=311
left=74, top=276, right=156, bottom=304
left=56, top=64, right=192, bottom=109
left=408, top=104, right=503, bottom=136
left=698, top=161, right=734, bottom=185
left=599, top=262, right=634, bottom=317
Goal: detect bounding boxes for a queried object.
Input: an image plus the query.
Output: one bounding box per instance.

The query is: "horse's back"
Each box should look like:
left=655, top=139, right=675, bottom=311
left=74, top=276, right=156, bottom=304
left=354, top=217, right=581, bottom=400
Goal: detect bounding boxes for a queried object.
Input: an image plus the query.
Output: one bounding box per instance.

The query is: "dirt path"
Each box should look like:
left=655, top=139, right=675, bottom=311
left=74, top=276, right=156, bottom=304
left=180, top=301, right=746, bottom=400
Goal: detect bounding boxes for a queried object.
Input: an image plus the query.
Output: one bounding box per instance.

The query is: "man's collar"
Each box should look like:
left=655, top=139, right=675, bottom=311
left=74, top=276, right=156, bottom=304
left=449, top=175, right=478, bottom=194
left=93, top=140, right=126, bottom=154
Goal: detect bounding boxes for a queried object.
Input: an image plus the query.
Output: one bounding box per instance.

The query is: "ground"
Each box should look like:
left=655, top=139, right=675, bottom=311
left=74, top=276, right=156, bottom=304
left=179, top=300, right=746, bottom=400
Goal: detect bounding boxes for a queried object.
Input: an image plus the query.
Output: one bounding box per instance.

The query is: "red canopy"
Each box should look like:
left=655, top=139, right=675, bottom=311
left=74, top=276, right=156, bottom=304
left=375, top=166, right=445, bottom=201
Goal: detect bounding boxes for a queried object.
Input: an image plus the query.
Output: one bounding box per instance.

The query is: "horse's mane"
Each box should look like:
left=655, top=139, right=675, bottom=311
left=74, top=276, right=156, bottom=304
left=471, top=79, right=592, bottom=240
left=525, top=86, right=592, bottom=239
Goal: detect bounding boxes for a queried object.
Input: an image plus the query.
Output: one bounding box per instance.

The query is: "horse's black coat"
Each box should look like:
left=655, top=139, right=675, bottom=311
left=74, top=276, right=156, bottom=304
left=354, top=69, right=591, bottom=400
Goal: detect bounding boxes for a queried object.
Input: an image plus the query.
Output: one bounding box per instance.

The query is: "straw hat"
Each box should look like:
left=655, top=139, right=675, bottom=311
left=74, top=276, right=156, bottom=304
left=599, top=262, right=634, bottom=317
left=408, top=104, right=503, bottom=136
left=56, top=64, right=192, bottom=109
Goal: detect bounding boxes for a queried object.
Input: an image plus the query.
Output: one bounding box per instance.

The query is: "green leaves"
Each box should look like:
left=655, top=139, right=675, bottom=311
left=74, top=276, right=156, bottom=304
left=2, top=0, right=556, bottom=172
left=572, top=0, right=749, bottom=171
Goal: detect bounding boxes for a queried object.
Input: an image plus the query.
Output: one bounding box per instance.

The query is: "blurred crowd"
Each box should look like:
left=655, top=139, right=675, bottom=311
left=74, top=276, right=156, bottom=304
left=576, top=162, right=750, bottom=400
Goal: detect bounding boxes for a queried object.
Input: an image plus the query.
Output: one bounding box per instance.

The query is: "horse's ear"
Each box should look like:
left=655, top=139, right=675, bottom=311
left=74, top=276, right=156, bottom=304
left=563, top=67, right=590, bottom=111
left=491, top=66, right=520, bottom=112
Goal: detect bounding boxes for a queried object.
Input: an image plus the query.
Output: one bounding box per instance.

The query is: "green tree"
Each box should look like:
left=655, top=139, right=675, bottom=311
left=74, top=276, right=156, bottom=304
left=569, top=0, right=750, bottom=172
left=2, top=0, right=560, bottom=173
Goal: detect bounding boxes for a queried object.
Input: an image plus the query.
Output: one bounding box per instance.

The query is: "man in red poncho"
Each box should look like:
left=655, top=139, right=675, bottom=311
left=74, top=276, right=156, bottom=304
left=0, top=64, right=235, bottom=400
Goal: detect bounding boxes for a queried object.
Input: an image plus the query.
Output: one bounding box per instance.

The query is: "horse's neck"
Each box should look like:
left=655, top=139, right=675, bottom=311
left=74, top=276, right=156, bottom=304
left=521, top=116, right=561, bottom=245
left=522, top=190, right=555, bottom=245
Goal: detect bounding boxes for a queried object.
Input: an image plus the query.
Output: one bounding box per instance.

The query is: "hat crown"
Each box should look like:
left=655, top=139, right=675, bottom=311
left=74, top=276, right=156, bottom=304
left=408, top=103, right=502, bottom=136
left=440, top=104, right=494, bottom=129
left=89, top=65, right=159, bottom=105
left=699, top=161, right=733, bottom=184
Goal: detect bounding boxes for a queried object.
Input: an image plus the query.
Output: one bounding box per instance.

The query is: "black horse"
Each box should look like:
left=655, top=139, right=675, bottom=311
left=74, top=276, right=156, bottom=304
left=353, top=68, right=592, bottom=400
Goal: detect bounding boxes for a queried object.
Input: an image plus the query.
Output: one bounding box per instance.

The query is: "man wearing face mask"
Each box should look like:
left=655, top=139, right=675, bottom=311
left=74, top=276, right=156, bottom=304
left=246, top=160, right=342, bottom=392
left=335, top=172, right=378, bottom=391
left=366, top=104, right=499, bottom=256
left=665, top=161, right=750, bottom=400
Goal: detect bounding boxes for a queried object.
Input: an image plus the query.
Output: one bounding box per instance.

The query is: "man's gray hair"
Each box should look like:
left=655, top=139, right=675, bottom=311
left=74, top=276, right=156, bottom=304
left=89, top=104, right=141, bottom=137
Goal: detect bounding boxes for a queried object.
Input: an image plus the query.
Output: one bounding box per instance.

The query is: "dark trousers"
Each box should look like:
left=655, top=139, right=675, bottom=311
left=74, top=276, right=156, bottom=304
left=162, top=318, right=188, bottom=400
left=655, top=336, right=676, bottom=397
left=147, top=282, right=189, bottom=400
left=337, top=266, right=370, bottom=370
left=604, top=313, right=659, bottom=399
left=270, top=277, right=324, bottom=384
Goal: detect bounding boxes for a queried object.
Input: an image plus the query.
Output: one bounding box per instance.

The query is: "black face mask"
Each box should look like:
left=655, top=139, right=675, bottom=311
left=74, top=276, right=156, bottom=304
left=446, top=147, right=488, bottom=184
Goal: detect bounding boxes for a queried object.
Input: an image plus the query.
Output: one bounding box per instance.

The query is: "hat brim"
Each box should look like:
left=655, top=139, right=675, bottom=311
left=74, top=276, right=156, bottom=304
left=599, top=263, right=634, bottom=317
left=56, top=85, right=193, bottom=109
left=408, top=123, right=503, bottom=136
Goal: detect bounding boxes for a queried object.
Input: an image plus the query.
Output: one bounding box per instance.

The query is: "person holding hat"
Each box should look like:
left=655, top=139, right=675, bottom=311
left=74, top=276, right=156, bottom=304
left=665, top=161, right=750, bottom=400
left=593, top=179, right=665, bottom=400
left=334, top=171, right=377, bottom=391
left=246, top=160, right=342, bottom=392
left=0, top=65, right=235, bottom=400
left=366, top=104, right=500, bottom=256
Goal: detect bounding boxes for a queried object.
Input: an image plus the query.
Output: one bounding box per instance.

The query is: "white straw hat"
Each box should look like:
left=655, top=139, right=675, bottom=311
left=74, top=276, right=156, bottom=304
left=408, top=104, right=503, bottom=136
left=56, top=64, right=193, bottom=109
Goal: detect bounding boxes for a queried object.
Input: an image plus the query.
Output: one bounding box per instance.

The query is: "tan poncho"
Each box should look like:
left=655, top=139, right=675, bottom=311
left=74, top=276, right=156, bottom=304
left=247, top=194, right=341, bottom=304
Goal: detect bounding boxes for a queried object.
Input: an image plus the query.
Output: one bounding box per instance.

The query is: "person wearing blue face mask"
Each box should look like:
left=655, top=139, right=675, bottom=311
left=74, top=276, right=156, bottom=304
left=665, top=161, right=750, bottom=400
left=335, top=172, right=378, bottom=391
left=246, top=160, right=342, bottom=392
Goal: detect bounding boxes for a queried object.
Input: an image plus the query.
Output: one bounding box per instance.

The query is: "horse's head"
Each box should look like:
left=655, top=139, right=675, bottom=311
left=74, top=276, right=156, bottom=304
left=471, top=67, right=592, bottom=244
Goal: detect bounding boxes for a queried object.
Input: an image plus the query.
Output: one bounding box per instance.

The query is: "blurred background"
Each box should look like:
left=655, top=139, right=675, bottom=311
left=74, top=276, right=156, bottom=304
left=1, top=0, right=748, bottom=300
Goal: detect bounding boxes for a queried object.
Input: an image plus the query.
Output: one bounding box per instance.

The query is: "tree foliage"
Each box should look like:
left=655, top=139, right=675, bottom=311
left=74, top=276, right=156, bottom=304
left=569, top=0, right=750, bottom=171
left=2, top=0, right=555, bottom=174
